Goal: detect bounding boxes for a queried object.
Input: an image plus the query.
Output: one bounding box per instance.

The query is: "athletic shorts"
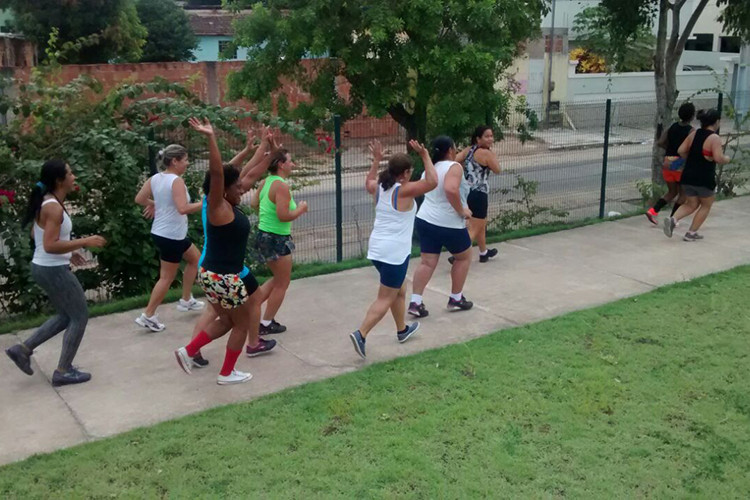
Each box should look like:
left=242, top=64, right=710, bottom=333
left=198, top=267, right=248, bottom=309
left=256, top=230, right=295, bottom=262
left=371, top=256, right=409, bottom=289
left=662, top=168, right=682, bottom=183
left=467, top=190, right=488, bottom=219
left=682, top=184, right=715, bottom=199
left=151, top=234, right=191, bottom=264
left=415, top=218, right=471, bottom=255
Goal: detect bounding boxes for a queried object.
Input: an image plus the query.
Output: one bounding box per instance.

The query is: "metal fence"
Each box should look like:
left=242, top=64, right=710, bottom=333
left=192, top=94, right=732, bottom=264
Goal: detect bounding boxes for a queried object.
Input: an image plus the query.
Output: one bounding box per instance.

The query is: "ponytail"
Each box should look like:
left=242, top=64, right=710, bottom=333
left=430, top=135, right=455, bottom=163
left=158, top=144, right=188, bottom=170
left=696, top=108, right=721, bottom=128
left=378, top=153, right=413, bottom=191
left=23, top=159, right=67, bottom=227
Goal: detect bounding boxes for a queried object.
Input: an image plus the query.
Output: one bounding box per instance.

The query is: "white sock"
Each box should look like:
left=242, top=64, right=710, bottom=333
left=410, top=294, right=423, bottom=305
left=450, top=292, right=462, bottom=301
left=261, top=319, right=272, bottom=327
left=479, top=250, right=488, bottom=256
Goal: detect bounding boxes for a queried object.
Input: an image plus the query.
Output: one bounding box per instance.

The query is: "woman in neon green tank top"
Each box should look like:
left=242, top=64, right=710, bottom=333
left=251, top=149, right=308, bottom=334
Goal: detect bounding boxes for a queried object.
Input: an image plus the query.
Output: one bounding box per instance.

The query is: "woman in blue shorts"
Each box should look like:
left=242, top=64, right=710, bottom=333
left=349, top=139, right=437, bottom=358
left=409, top=136, right=474, bottom=318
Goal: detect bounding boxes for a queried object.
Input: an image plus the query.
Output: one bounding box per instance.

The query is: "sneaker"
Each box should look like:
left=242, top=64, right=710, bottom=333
left=5, top=344, right=33, bottom=376
left=217, top=370, right=252, bottom=385
left=349, top=330, right=366, bottom=358
left=259, top=319, right=287, bottom=335
left=174, top=347, right=192, bottom=375
left=135, top=313, right=165, bottom=332
left=408, top=302, right=429, bottom=318
left=663, top=216, right=676, bottom=238
left=645, top=208, right=658, bottom=225
left=683, top=232, right=704, bottom=242
left=448, top=256, right=455, bottom=265
left=397, top=322, right=420, bottom=344
left=246, top=338, right=277, bottom=357
left=479, top=248, right=499, bottom=263
left=177, top=297, right=205, bottom=312
left=192, top=353, right=209, bottom=368
left=447, top=295, right=474, bottom=311
left=52, top=367, right=91, bottom=387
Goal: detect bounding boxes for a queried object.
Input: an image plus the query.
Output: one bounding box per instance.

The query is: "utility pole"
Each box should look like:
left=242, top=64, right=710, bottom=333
left=545, top=0, right=557, bottom=126
left=734, top=44, right=749, bottom=126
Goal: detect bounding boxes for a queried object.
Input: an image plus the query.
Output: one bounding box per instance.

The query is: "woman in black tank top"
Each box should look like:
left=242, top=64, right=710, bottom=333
left=663, top=109, right=731, bottom=242
left=646, top=102, right=694, bottom=225
left=173, top=119, right=277, bottom=385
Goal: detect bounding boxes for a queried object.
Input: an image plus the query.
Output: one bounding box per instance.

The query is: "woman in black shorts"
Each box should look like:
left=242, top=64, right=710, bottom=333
left=409, top=136, right=474, bottom=318
left=454, top=125, right=500, bottom=263
left=174, top=118, right=260, bottom=385
left=663, top=109, right=730, bottom=241
left=135, top=145, right=204, bottom=332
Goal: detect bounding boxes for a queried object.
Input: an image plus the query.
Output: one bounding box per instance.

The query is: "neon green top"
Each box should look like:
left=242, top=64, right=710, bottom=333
left=258, top=175, right=296, bottom=236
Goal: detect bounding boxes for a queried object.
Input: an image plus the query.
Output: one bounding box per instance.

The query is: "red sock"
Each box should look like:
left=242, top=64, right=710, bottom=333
left=220, top=348, right=242, bottom=377
left=185, top=331, right=212, bottom=358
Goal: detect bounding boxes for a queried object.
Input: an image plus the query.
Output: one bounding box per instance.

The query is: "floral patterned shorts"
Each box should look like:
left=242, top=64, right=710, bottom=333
left=198, top=267, right=248, bottom=309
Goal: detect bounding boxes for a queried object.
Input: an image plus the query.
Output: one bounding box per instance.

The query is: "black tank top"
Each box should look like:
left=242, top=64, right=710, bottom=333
left=665, top=122, right=692, bottom=156
left=681, top=128, right=716, bottom=190
left=201, top=206, right=250, bottom=274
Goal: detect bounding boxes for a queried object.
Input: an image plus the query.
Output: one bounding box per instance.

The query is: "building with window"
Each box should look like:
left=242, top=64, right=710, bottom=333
left=186, top=8, right=250, bottom=62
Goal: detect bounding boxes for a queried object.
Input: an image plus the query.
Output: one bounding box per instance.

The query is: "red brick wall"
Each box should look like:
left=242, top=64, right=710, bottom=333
left=11, top=61, right=400, bottom=139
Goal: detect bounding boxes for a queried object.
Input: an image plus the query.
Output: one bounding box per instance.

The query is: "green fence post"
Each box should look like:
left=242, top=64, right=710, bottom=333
left=599, top=98, right=612, bottom=219
left=334, top=115, right=343, bottom=262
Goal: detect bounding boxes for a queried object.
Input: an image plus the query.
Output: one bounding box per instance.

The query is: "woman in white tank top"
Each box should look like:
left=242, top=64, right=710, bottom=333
left=349, top=139, right=438, bottom=359
left=410, top=136, right=475, bottom=319
left=134, top=144, right=204, bottom=332
left=5, top=160, right=106, bottom=387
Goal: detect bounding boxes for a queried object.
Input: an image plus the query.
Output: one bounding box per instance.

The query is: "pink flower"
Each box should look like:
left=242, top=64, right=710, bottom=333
left=0, top=189, right=15, bottom=204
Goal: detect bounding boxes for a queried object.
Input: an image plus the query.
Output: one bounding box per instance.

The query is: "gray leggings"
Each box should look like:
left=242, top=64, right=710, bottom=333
left=24, top=264, right=88, bottom=371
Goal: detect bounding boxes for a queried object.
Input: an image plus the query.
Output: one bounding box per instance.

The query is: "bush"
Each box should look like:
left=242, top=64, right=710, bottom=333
left=0, top=36, right=312, bottom=316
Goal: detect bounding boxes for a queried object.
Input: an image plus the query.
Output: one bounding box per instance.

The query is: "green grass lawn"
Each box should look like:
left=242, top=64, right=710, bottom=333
left=2, top=268, right=750, bottom=498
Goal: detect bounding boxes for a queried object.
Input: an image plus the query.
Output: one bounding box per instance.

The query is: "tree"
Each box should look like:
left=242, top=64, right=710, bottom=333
left=572, top=6, right=655, bottom=73
left=3, top=0, right=147, bottom=63
left=224, top=0, right=549, bottom=142
left=595, top=0, right=750, bottom=184
left=0, top=32, right=311, bottom=315
left=136, top=0, right=198, bottom=62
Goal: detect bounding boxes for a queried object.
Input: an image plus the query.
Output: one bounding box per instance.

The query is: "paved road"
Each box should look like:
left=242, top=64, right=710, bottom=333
left=293, top=150, right=653, bottom=231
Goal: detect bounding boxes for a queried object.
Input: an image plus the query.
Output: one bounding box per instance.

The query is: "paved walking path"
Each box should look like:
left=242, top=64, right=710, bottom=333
left=3, top=197, right=750, bottom=466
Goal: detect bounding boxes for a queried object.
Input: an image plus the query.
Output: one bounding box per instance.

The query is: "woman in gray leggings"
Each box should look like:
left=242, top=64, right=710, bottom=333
left=5, top=160, right=106, bottom=386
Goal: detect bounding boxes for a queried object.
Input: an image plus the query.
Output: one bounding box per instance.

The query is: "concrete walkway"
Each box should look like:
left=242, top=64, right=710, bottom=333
left=3, top=197, right=750, bottom=466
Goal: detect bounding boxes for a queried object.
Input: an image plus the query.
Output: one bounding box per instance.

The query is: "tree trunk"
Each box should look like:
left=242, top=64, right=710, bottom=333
left=387, top=103, right=419, bottom=142
left=650, top=0, right=710, bottom=187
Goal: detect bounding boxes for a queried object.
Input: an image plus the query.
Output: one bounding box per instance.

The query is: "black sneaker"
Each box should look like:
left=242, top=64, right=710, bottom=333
left=260, top=319, right=287, bottom=335
left=192, top=353, right=209, bottom=368
left=408, top=302, right=429, bottom=318
left=447, top=295, right=474, bottom=311
left=349, top=330, right=366, bottom=358
left=397, top=322, right=420, bottom=343
left=448, top=256, right=455, bottom=265
left=246, top=338, right=277, bottom=357
left=5, top=344, right=33, bottom=375
left=52, top=367, right=91, bottom=387
left=479, top=248, right=498, bottom=263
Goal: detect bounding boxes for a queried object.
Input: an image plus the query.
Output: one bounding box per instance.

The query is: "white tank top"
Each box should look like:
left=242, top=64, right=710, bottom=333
left=32, top=198, right=73, bottom=266
left=367, top=183, right=416, bottom=265
left=150, top=172, right=189, bottom=240
left=416, top=161, right=469, bottom=229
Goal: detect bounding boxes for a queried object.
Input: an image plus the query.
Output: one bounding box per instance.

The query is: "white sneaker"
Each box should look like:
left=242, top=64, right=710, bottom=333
left=174, top=347, right=192, bottom=375
left=177, top=297, right=205, bottom=312
left=135, top=313, right=165, bottom=332
left=217, top=370, right=252, bottom=385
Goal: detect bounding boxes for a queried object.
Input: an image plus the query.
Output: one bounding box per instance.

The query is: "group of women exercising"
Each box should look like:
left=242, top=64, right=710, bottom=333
left=6, top=106, right=728, bottom=385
